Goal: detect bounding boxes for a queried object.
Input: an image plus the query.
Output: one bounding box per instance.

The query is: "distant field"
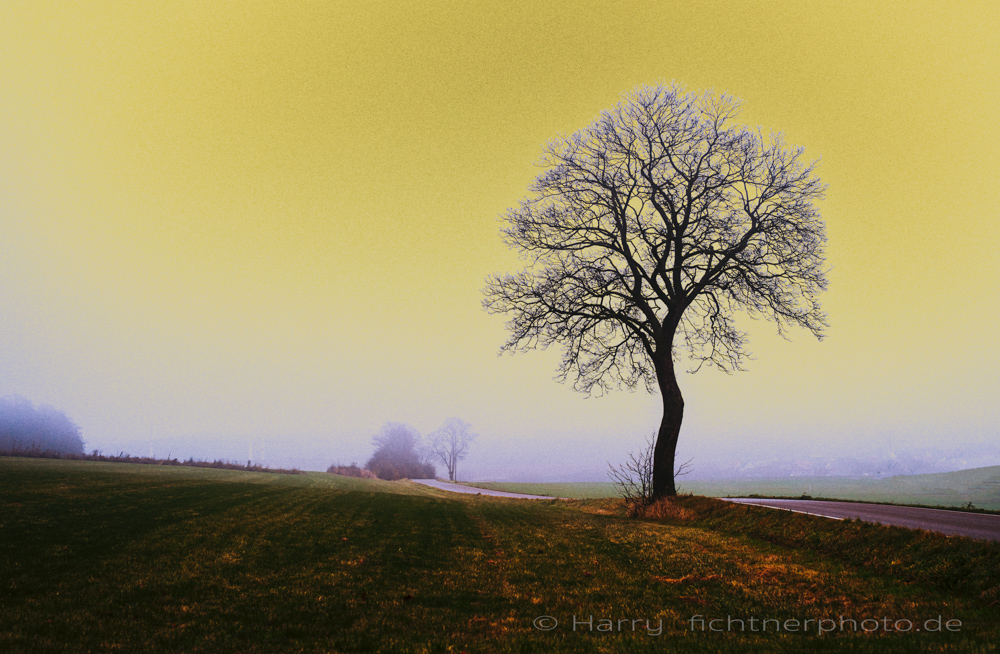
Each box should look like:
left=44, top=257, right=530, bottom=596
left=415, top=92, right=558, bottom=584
left=2, top=457, right=999, bottom=653
left=463, top=466, right=1000, bottom=510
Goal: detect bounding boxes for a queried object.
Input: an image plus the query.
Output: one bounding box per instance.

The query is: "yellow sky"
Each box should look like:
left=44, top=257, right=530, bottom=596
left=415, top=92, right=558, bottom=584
left=1, top=1, right=998, bottom=474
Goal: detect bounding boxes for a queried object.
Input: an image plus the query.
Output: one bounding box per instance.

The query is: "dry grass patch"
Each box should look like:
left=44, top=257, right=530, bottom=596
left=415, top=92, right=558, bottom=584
left=629, top=496, right=697, bottom=520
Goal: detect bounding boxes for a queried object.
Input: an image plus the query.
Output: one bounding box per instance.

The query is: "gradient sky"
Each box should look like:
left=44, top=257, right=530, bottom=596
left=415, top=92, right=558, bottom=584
left=2, top=1, right=998, bottom=478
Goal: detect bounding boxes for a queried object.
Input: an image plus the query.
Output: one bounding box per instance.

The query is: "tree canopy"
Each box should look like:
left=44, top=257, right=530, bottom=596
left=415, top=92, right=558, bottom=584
left=365, top=422, right=436, bottom=481
left=484, top=83, right=827, bottom=497
left=0, top=395, right=85, bottom=455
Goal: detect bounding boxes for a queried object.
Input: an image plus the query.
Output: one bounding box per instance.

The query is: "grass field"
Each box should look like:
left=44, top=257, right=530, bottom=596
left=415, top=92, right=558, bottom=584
left=462, top=466, right=1000, bottom=511
left=2, top=457, right=999, bottom=653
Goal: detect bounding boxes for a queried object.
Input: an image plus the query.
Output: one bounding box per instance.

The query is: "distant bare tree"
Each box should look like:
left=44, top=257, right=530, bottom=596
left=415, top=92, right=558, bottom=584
left=484, top=82, right=827, bottom=498
left=430, top=418, right=477, bottom=482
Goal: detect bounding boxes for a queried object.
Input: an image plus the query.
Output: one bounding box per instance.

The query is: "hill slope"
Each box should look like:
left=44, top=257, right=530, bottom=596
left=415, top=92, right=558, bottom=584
left=2, top=457, right=997, bottom=653
left=466, top=466, right=1000, bottom=510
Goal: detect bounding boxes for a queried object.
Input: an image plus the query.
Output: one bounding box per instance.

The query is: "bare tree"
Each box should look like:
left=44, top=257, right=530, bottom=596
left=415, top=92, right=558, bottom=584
left=484, top=83, right=827, bottom=498
left=607, top=434, right=655, bottom=508
left=608, top=432, right=691, bottom=509
left=430, top=418, right=477, bottom=482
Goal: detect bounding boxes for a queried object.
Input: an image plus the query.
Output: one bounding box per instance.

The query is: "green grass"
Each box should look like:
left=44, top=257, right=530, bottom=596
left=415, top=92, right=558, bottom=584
left=2, top=457, right=998, bottom=653
left=461, top=466, right=1000, bottom=510
left=457, top=481, right=616, bottom=499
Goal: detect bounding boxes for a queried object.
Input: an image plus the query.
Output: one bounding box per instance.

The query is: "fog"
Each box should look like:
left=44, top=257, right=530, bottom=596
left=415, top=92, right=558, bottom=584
left=2, top=3, right=997, bottom=482
left=7, top=318, right=997, bottom=481
left=3, top=301, right=998, bottom=480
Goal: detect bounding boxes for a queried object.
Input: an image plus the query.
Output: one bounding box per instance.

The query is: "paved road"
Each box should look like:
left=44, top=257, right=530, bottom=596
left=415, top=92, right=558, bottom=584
left=725, top=498, right=1000, bottom=542
left=411, top=479, right=562, bottom=500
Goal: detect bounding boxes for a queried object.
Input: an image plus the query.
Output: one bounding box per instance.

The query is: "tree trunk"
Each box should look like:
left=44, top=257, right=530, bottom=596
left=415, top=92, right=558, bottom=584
left=652, top=353, right=684, bottom=498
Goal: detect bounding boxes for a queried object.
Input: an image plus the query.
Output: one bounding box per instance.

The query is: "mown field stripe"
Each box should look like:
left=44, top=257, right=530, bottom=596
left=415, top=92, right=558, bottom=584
left=2, top=458, right=997, bottom=653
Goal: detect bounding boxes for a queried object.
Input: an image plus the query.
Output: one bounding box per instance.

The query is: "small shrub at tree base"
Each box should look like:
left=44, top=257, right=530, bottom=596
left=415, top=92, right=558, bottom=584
left=608, top=432, right=691, bottom=512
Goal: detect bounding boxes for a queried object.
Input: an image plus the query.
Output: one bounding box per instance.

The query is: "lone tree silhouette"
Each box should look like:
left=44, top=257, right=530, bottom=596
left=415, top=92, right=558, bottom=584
left=484, top=83, right=827, bottom=498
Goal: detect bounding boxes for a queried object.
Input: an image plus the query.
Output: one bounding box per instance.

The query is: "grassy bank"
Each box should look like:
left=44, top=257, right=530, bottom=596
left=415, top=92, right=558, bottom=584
left=2, top=457, right=997, bottom=652
left=462, top=466, right=1000, bottom=510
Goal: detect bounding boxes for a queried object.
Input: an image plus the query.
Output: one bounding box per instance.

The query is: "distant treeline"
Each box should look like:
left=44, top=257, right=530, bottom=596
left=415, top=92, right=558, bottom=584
left=0, top=445, right=303, bottom=475
left=0, top=395, right=84, bottom=455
